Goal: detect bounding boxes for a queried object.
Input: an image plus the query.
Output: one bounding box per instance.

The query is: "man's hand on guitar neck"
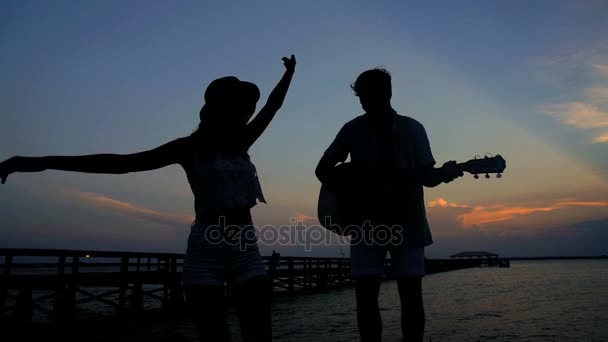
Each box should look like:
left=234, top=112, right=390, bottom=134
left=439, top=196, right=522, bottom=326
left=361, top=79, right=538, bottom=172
left=417, top=161, right=464, bottom=187
left=441, top=161, right=464, bottom=183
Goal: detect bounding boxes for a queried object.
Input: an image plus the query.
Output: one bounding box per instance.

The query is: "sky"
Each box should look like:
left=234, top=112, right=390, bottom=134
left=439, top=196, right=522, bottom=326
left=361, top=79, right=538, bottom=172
left=1, top=0, right=607, bottom=258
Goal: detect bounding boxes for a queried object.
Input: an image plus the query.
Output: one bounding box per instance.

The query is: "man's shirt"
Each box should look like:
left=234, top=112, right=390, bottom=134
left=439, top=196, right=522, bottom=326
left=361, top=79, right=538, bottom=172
left=323, top=112, right=435, bottom=247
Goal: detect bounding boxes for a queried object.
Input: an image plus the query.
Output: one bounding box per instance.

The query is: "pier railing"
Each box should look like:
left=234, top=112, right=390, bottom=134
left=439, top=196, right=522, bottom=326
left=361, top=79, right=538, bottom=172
left=0, top=248, right=509, bottom=322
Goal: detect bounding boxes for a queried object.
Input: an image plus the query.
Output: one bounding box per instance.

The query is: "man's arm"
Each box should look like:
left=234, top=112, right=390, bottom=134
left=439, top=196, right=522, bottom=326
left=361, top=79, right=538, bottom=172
left=411, top=121, right=462, bottom=187
left=418, top=161, right=462, bottom=187
left=0, top=138, right=189, bottom=184
left=315, top=123, right=351, bottom=185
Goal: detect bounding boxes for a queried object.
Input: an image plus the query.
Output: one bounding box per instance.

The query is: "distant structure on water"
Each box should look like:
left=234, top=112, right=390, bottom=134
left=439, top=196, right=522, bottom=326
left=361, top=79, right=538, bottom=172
left=450, top=251, right=500, bottom=259
left=450, top=251, right=509, bottom=268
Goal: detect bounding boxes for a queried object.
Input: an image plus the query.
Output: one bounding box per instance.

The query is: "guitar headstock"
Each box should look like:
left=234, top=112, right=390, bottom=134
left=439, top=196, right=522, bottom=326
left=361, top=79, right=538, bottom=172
left=462, top=154, right=506, bottom=179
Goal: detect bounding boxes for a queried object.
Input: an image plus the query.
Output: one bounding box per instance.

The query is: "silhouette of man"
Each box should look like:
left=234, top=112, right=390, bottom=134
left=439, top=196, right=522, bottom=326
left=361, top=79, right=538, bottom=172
left=316, top=68, right=463, bottom=342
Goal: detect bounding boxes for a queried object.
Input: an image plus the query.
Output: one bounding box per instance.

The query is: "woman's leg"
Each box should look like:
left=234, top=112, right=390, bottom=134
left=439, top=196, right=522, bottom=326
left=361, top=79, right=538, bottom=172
left=232, top=275, right=273, bottom=342
left=185, top=286, right=232, bottom=342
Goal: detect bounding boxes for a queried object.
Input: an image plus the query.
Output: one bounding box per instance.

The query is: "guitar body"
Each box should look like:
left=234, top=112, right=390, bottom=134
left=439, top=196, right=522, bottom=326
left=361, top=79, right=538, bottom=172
left=317, top=163, right=360, bottom=235
left=317, top=182, right=342, bottom=232
left=319, top=183, right=369, bottom=236
left=317, top=163, right=376, bottom=235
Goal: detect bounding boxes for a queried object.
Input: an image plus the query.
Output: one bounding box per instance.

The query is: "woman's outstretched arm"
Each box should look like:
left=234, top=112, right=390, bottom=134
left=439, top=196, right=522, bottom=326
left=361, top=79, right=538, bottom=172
left=0, top=137, right=189, bottom=184
left=243, top=54, right=296, bottom=148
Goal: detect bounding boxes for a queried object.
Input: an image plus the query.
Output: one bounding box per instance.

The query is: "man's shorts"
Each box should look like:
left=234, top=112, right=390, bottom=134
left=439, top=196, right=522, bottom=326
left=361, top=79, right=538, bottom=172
left=350, top=242, right=425, bottom=278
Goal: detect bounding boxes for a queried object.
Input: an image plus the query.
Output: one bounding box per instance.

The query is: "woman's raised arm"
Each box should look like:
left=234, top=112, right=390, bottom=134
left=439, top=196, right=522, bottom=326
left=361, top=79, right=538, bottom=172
left=242, top=54, right=296, bottom=148
left=0, top=137, right=189, bottom=184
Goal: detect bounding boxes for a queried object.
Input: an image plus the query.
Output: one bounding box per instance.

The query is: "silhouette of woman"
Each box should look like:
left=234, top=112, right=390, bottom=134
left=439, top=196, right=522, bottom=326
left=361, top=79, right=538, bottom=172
left=0, top=54, right=296, bottom=341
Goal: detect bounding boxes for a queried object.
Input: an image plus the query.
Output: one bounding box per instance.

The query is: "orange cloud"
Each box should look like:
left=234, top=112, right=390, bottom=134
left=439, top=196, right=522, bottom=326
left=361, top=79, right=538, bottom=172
left=294, top=212, right=319, bottom=224
left=428, top=198, right=471, bottom=209
left=428, top=198, right=608, bottom=228
left=459, top=206, right=554, bottom=227
left=68, top=191, right=193, bottom=227
left=591, top=134, right=608, bottom=143
left=554, top=200, right=608, bottom=208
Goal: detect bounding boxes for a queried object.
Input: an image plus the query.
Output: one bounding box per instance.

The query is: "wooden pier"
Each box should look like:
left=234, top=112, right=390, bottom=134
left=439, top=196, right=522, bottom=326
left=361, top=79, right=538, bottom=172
left=0, top=248, right=509, bottom=322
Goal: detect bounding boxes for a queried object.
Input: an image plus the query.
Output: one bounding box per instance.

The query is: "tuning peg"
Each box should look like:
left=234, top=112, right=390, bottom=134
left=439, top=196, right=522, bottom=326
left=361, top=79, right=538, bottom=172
left=485, top=174, right=490, bottom=179
left=497, top=173, right=502, bottom=178
left=474, top=174, right=479, bottom=179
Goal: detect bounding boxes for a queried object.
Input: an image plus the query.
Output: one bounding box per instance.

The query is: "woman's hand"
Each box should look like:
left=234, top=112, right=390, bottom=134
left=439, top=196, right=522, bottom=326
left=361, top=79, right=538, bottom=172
left=282, top=54, right=296, bottom=73
left=0, top=156, right=23, bottom=184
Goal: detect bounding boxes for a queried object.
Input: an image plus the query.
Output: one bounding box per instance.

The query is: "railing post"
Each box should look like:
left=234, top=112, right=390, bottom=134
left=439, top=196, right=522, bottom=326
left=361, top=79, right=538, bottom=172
left=1, top=255, right=12, bottom=315
left=304, top=259, right=309, bottom=289
left=337, top=258, right=343, bottom=286
left=309, top=259, right=313, bottom=288
left=319, top=260, right=328, bottom=290
left=170, top=256, right=177, bottom=274
left=288, top=259, right=294, bottom=293
left=65, top=256, right=78, bottom=319
left=15, top=287, right=32, bottom=322
left=53, top=255, right=76, bottom=321
left=131, top=280, right=143, bottom=313
left=167, top=257, right=184, bottom=315
left=161, top=258, right=170, bottom=314
left=118, top=256, right=128, bottom=313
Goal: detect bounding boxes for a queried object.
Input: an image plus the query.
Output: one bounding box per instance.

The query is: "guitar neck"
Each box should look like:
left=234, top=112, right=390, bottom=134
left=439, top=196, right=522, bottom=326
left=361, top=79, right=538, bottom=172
left=456, top=162, right=468, bottom=173
left=457, top=155, right=506, bottom=176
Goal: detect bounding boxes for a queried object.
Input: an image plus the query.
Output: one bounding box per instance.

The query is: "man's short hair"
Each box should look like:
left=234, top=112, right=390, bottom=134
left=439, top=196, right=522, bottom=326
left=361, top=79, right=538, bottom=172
left=351, top=68, right=392, bottom=98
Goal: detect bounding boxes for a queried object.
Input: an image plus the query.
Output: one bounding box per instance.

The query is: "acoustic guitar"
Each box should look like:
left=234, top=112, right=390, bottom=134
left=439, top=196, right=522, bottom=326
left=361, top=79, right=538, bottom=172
left=317, top=154, right=506, bottom=235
